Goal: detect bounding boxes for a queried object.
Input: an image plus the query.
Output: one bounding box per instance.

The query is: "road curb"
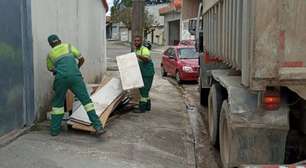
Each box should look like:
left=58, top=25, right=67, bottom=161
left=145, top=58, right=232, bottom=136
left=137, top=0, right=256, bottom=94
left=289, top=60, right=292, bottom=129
left=0, top=126, right=32, bottom=148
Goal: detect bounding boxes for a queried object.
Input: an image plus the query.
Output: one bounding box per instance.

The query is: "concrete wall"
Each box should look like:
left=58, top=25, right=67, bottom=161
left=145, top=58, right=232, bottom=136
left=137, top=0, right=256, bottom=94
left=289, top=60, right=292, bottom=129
left=31, top=0, right=107, bottom=120
left=111, top=24, right=120, bottom=40
left=0, top=0, right=35, bottom=136
left=120, top=27, right=129, bottom=42
left=181, top=19, right=195, bottom=40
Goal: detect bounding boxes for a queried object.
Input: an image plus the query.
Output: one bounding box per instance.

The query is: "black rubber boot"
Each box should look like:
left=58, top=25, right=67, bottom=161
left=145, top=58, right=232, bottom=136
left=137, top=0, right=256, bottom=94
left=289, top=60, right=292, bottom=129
left=133, top=102, right=147, bottom=113
left=146, top=99, right=151, bottom=111
left=95, top=127, right=106, bottom=137
left=87, top=111, right=106, bottom=136
left=50, top=114, right=64, bottom=136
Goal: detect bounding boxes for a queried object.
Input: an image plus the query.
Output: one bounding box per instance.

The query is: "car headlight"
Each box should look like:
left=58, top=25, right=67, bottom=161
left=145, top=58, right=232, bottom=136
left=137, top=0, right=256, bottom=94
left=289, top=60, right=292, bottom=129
left=182, top=66, right=193, bottom=73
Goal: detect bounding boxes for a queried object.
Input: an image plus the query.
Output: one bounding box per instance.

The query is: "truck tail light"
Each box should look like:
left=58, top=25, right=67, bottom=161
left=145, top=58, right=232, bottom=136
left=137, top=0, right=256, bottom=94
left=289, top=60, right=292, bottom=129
left=263, top=90, right=281, bottom=111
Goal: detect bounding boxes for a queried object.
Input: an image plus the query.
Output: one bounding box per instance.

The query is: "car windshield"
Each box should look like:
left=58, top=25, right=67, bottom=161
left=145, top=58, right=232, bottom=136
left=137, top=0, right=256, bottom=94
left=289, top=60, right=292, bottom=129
left=178, top=48, right=198, bottom=59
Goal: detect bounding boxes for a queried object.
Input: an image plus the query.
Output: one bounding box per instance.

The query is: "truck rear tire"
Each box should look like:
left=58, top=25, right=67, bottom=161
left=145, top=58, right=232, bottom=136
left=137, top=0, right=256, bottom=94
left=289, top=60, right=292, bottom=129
left=208, top=84, right=223, bottom=146
left=219, top=100, right=232, bottom=168
left=200, top=81, right=209, bottom=106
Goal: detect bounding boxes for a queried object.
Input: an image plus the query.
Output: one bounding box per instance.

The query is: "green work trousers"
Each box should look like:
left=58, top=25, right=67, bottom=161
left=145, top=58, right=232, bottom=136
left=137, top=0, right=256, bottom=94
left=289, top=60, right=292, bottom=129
left=50, top=75, right=102, bottom=136
left=138, top=60, right=155, bottom=112
left=139, top=76, right=154, bottom=111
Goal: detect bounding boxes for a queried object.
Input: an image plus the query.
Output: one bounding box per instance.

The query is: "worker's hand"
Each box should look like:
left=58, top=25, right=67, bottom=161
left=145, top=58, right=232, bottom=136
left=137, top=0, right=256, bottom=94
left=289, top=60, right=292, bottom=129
left=137, top=55, right=149, bottom=62
left=78, top=57, right=85, bottom=68
left=51, top=69, right=56, bottom=76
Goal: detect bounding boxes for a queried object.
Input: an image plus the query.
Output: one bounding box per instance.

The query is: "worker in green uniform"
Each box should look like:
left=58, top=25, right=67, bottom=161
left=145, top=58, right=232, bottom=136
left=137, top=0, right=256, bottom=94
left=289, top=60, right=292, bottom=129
left=46, top=34, right=105, bottom=136
left=134, top=35, right=155, bottom=113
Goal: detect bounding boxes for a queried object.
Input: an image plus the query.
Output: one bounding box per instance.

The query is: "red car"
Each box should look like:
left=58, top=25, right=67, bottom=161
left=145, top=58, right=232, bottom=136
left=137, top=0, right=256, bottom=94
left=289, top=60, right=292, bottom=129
left=178, top=40, right=195, bottom=46
left=161, top=46, right=199, bottom=83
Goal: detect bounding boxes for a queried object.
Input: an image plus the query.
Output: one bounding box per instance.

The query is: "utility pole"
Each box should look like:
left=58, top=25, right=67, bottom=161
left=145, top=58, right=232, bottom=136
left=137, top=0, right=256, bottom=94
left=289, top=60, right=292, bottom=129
left=131, top=0, right=145, bottom=51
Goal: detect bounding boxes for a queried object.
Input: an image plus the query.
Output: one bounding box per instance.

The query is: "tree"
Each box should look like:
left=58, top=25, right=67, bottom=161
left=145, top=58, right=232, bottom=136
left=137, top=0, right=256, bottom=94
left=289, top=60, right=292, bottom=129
left=118, top=7, right=132, bottom=29
left=122, top=0, right=132, bottom=7
left=144, top=10, right=159, bottom=38
left=111, top=0, right=132, bottom=26
left=111, top=0, right=158, bottom=33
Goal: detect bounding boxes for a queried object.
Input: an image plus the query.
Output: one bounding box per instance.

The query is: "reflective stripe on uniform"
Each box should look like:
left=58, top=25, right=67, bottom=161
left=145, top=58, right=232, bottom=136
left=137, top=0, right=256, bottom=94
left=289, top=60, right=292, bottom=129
left=47, top=43, right=82, bottom=70
left=53, top=54, right=75, bottom=64
left=140, top=97, right=149, bottom=102
left=51, top=107, right=65, bottom=115
left=84, top=103, right=95, bottom=112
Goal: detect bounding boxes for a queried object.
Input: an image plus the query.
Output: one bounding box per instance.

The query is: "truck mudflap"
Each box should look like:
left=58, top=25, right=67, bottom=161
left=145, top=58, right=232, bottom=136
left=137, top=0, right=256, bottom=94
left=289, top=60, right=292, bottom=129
left=211, top=70, right=290, bottom=166
left=240, top=165, right=306, bottom=168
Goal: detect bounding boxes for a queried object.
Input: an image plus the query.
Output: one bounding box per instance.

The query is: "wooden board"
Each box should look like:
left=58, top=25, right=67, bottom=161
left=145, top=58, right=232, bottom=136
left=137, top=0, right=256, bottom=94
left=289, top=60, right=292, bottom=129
left=69, top=78, right=123, bottom=124
left=66, top=90, right=74, bottom=112
left=100, top=93, right=125, bottom=126
left=129, top=89, right=140, bottom=104
left=116, top=53, right=144, bottom=90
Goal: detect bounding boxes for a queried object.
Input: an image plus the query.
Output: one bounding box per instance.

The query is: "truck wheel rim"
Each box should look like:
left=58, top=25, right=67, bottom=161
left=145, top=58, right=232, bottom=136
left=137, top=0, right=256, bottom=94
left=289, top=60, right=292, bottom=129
left=220, top=112, right=230, bottom=167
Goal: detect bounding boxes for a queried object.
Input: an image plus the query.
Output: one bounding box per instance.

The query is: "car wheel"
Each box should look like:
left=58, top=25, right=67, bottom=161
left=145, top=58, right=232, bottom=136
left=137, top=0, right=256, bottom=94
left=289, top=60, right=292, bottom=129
left=161, top=66, right=167, bottom=77
left=176, top=71, right=182, bottom=84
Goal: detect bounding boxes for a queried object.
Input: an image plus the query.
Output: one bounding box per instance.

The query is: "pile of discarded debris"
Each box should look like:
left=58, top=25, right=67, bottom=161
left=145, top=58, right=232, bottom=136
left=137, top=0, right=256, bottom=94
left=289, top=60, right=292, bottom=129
left=50, top=53, right=143, bottom=133
left=67, top=78, right=128, bottom=132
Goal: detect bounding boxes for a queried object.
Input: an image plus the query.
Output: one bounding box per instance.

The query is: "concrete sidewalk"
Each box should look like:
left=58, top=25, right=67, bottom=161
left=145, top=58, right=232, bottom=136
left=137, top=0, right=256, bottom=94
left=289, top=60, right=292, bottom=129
left=0, top=75, right=195, bottom=168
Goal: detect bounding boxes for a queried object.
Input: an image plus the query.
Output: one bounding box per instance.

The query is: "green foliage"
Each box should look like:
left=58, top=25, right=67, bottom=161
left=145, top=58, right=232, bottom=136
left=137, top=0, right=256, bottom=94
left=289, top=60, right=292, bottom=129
left=111, top=0, right=158, bottom=33
left=118, top=7, right=133, bottom=29
left=144, top=10, right=159, bottom=34
left=122, top=0, right=132, bottom=7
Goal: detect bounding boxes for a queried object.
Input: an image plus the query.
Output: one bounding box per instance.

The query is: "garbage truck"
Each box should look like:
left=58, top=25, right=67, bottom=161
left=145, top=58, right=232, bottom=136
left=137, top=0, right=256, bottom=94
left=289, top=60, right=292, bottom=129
left=194, top=0, right=306, bottom=167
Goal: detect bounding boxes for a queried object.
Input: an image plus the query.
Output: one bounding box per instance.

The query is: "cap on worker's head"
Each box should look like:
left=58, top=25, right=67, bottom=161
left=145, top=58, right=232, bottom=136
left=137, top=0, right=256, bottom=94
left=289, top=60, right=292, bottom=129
left=48, top=34, right=60, bottom=44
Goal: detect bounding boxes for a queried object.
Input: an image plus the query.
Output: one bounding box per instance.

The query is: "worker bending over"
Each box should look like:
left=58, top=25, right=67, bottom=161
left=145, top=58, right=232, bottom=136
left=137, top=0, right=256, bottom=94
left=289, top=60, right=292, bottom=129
left=46, top=34, right=105, bottom=136
left=134, top=35, right=155, bottom=113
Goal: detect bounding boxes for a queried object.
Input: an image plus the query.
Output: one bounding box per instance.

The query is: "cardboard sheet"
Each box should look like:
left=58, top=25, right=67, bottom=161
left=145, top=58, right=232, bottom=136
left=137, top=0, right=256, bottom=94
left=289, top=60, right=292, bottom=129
left=69, top=78, right=123, bottom=124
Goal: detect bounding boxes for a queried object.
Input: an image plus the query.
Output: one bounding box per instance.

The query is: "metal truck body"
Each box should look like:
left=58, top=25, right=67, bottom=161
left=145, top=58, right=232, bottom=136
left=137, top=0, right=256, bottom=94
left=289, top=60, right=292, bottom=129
left=202, top=0, right=306, bottom=91
left=196, top=0, right=306, bottom=167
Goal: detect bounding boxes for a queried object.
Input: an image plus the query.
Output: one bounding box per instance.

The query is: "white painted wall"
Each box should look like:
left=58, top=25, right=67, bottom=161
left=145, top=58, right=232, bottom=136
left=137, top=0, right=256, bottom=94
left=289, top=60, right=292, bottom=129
left=120, top=27, right=129, bottom=41
left=31, top=0, right=107, bottom=120
left=111, top=24, right=120, bottom=40
left=181, top=19, right=195, bottom=40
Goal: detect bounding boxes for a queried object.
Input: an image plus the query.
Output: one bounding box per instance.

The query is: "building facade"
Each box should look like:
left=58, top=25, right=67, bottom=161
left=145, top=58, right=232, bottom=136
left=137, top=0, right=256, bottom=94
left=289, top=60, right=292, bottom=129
left=145, top=3, right=169, bottom=45
left=181, top=0, right=201, bottom=40
left=159, top=0, right=182, bottom=45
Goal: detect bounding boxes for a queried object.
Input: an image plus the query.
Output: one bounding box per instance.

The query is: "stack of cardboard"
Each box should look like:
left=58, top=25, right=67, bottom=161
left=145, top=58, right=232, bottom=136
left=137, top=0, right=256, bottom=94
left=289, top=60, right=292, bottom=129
left=67, top=78, right=126, bottom=132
